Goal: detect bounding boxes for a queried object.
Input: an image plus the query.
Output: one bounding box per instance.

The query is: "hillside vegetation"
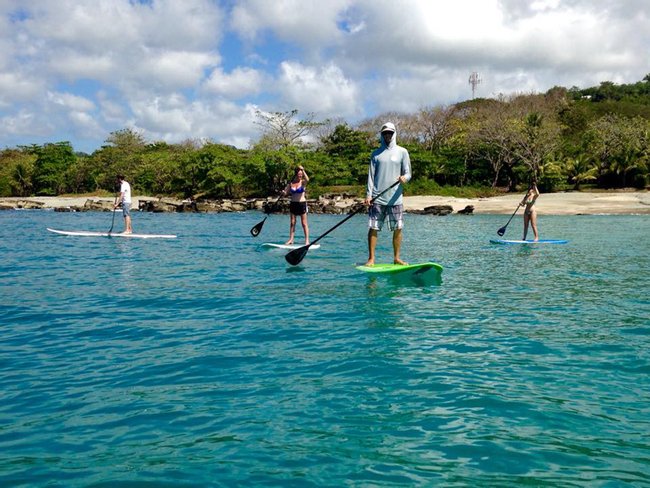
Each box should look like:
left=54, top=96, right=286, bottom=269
left=2, top=77, right=649, bottom=199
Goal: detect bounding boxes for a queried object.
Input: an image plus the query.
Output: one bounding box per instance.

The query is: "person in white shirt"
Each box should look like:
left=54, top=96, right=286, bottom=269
left=114, top=174, right=133, bottom=234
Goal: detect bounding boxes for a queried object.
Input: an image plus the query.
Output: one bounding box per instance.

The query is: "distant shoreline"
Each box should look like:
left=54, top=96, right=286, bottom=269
left=1, top=190, right=649, bottom=215
left=403, top=190, right=650, bottom=215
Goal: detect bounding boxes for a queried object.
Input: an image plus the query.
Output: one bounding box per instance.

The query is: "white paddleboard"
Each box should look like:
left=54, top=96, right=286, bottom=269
left=47, top=228, right=177, bottom=239
left=260, top=242, right=320, bottom=250
left=490, top=238, right=568, bottom=245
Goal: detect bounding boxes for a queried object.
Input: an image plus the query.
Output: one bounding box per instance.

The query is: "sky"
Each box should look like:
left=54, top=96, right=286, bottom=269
left=1, top=0, right=649, bottom=154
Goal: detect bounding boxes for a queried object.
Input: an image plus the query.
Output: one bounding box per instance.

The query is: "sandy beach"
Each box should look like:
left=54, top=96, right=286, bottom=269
left=403, top=190, right=650, bottom=215
left=1, top=191, right=649, bottom=215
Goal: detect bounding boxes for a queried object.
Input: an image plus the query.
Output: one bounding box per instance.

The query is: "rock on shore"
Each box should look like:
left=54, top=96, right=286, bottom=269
left=0, top=191, right=648, bottom=215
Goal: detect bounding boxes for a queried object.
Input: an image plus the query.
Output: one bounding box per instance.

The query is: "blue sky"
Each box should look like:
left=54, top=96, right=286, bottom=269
left=1, top=0, right=648, bottom=154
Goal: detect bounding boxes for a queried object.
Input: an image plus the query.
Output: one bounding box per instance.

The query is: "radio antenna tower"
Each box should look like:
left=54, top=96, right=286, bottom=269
left=469, top=71, right=482, bottom=99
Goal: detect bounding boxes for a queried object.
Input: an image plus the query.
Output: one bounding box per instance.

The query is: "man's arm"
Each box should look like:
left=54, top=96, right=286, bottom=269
left=400, top=149, right=412, bottom=183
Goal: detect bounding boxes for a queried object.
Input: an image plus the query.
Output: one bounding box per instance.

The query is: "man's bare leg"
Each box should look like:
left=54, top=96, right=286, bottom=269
left=365, top=229, right=378, bottom=266
left=393, top=228, right=407, bottom=265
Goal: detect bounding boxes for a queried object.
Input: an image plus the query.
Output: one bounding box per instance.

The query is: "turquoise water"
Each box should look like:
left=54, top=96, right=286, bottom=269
left=1, top=209, right=649, bottom=487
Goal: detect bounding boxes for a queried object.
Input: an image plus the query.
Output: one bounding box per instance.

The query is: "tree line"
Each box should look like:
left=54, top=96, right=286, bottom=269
left=1, top=76, right=649, bottom=199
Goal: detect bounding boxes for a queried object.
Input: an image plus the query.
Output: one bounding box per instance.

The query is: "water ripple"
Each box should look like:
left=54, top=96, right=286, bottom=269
left=0, top=211, right=649, bottom=486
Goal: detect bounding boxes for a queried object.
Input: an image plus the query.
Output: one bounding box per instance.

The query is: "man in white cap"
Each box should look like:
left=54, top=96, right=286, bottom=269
left=364, top=122, right=412, bottom=266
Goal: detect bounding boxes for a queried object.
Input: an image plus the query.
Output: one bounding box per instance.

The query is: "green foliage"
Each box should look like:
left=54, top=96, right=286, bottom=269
left=190, top=143, right=249, bottom=198
left=65, top=154, right=98, bottom=194
left=4, top=77, right=650, bottom=198
left=564, top=155, right=598, bottom=190
left=26, top=142, right=76, bottom=195
left=537, top=159, right=565, bottom=192
left=0, top=148, right=36, bottom=196
left=250, top=146, right=298, bottom=195
left=407, top=179, right=501, bottom=198
left=317, top=124, right=372, bottom=184
left=584, top=113, right=650, bottom=187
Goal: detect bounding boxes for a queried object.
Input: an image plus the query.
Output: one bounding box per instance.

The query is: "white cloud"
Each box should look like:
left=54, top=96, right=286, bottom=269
left=127, top=94, right=259, bottom=148
left=0, top=72, right=43, bottom=106
left=203, top=67, right=264, bottom=98
left=231, top=0, right=350, bottom=46
left=1, top=109, right=50, bottom=137
left=140, top=50, right=219, bottom=89
left=0, top=0, right=649, bottom=153
left=67, top=110, right=104, bottom=138
left=277, top=61, right=361, bottom=118
left=20, top=0, right=222, bottom=51
left=97, top=92, right=127, bottom=124
left=46, top=91, right=95, bottom=112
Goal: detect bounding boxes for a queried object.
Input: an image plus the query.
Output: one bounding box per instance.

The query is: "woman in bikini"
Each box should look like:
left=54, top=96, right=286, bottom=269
left=520, top=182, right=540, bottom=241
left=282, top=165, right=310, bottom=245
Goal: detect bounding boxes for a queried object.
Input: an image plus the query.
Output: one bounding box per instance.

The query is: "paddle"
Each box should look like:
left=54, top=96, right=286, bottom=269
left=250, top=194, right=283, bottom=237
left=285, top=180, right=401, bottom=266
left=497, top=203, right=521, bottom=236
left=108, top=194, right=119, bottom=235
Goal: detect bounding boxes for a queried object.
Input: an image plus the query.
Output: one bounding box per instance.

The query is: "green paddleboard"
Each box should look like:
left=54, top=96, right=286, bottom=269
left=356, top=262, right=443, bottom=285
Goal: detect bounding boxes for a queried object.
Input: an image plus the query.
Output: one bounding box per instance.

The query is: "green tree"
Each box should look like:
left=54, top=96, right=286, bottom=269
left=64, top=153, right=98, bottom=194
left=28, top=142, right=76, bottom=195
left=0, top=148, right=36, bottom=196
left=319, top=124, right=372, bottom=184
left=585, top=114, right=650, bottom=187
left=190, top=143, right=248, bottom=198
left=90, top=128, right=147, bottom=191
left=135, top=142, right=183, bottom=195
left=564, top=155, right=598, bottom=190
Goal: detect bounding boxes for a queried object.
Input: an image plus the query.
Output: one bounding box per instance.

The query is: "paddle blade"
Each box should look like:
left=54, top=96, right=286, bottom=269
left=497, top=226, right=506, bottom=236
left=250, top=217, right=266, bottom=237
left=285, top=244, right=310, bottom=266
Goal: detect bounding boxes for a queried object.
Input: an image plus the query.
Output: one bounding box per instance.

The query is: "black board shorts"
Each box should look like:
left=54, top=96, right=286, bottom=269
left=289, top=201, right=307, bottom=216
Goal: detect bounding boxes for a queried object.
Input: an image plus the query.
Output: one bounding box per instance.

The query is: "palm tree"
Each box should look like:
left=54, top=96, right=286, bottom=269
left=565, top=155, right=598, bottom=190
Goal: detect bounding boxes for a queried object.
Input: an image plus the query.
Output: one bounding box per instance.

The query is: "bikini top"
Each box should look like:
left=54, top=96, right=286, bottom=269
left=290, top=185, right=305, bottom=194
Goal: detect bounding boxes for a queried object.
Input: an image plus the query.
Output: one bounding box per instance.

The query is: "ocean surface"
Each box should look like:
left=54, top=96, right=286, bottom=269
left=1, top=209, right=649, bottom=487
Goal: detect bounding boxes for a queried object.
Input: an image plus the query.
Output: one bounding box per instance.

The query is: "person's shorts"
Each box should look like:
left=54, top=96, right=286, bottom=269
left=368, top=203, right=403, bottom=231
left=122, top=202, right=131, bottom=217
left=290, top=201, right=307, bottom=216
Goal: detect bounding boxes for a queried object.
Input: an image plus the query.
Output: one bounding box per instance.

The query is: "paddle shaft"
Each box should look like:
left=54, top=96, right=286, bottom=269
left=250, top=193, right=285, bottom=236
left=502, top=204, right=520, bottom=228
left=311, top=180, right=401, bottom=247
left=498, top=188, right=531, bottom=236
left=285, top=180, right=401, bottom=265
left=108, top=194, right=119, bottom=234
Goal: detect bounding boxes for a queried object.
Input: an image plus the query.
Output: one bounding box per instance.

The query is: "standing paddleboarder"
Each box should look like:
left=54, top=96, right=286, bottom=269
left=282, top=165, right=310, bottom=245
left=114, top=174, right=133, bottom=234
left=520, top=181, right=540, bottom=241
left=364, top=122, right=411, bottom=266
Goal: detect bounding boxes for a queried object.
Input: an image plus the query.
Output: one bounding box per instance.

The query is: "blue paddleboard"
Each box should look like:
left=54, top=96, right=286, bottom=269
left=490, top=239, right=568, bottom=245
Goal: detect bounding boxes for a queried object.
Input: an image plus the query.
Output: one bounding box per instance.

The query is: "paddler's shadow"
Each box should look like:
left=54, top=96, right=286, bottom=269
left=516, top=246, right=537, bottom=257
left=286, top=266, right=306, bottom=274
left=364, top=275, right=442, bottom=297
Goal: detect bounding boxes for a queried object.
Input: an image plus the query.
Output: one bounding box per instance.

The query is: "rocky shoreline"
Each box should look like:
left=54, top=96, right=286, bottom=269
left=0, top=194, right=462, bottom=216
left=1, top=190, right=649, bottom=215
